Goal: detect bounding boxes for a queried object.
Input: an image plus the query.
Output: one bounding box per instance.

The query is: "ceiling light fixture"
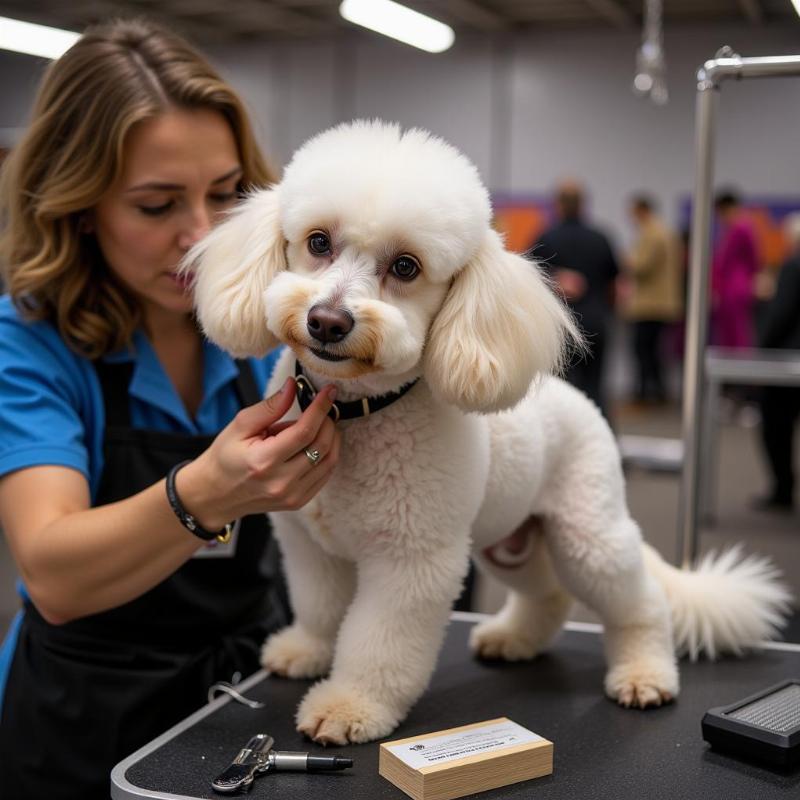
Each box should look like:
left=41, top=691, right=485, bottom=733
left=339, top=0, right=455, bottom=54
left=633, top=0, right=668, bottom=105
left=791, top=0, right=800, bottom=17
left=0, top=16, right=79, bottom=59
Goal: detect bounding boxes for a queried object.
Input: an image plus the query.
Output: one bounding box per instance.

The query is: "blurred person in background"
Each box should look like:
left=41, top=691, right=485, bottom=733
left=621, top=194, right=683, bottom=404
left=711, top=189, right=760, bottom=350
left=753, top=211, right=800, bottom=512
left=531, top=180, right=620, bottom=419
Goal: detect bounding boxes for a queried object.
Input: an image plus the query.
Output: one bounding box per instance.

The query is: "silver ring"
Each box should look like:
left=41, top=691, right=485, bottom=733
left=304, top=447, right=322, bottom=466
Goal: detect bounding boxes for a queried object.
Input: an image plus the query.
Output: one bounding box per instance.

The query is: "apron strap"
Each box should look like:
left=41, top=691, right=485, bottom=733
left=93, top=356, right=262, bottom=427
left=232, top=359, right=262, bottom=407
left=94, top=359, right=135, bottom=428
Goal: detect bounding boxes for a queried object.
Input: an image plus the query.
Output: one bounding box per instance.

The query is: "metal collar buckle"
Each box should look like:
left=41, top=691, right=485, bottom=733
left=294, top=373, right=341, bottom=422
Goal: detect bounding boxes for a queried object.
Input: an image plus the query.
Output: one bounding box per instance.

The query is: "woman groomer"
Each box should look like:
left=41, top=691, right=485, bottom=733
left=0, top=19, right=340, bottom=798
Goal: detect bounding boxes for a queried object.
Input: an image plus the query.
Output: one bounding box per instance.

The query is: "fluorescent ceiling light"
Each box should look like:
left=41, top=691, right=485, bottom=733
left=792, top=0, right=800, bottom=16
left=0, top=16, right=79, bottom=59
left=340, top=0, right=454, bottom=54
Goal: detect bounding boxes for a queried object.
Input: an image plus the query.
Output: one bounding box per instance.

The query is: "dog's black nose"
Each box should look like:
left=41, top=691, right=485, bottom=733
left=307, top=304, right=354, bottom=344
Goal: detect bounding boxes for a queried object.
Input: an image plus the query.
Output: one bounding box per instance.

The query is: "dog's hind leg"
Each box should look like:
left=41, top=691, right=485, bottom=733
left=261, top=514, right=356, bottom=679
left=543, top=508, right=678, bottom=708
left=470, top=517, right=573, bottom=661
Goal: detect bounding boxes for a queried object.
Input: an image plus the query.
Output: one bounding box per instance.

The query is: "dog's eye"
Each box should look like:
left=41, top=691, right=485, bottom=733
left=390, top=255, right=420, bottom=282
left=308, top=232, right=331, bottom=256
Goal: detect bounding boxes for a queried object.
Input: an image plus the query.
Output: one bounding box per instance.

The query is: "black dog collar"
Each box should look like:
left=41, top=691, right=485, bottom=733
left=294, top=360, right=418, bottom=422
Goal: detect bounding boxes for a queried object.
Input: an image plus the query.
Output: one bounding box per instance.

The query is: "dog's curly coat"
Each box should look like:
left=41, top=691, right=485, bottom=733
left=186, top=120, right=791, bottom=746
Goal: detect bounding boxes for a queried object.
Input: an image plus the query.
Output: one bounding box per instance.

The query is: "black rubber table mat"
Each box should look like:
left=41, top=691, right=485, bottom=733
left=118, top=620, right=800, bottom=799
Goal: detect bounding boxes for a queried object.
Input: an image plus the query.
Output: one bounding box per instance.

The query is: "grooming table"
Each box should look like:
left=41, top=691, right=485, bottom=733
left=112, top=614, right=800, bottom=800
left=700, top=347, right=800, bottom=520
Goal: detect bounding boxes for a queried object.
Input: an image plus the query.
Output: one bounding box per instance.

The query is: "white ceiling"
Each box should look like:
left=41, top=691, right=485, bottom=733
left=0, top=0, right=796, bottom=43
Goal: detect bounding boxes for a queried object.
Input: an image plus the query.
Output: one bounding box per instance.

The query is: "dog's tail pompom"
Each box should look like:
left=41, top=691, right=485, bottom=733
left=643, top=542, right=792, bottom=661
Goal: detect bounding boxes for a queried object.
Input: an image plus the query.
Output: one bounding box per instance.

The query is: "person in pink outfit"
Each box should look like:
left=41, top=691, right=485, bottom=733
left=711, top=190, right=760, bottom=349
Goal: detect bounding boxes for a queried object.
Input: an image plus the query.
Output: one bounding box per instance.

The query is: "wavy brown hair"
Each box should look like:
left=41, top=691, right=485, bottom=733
left=0, top=18, right=275, bottom=358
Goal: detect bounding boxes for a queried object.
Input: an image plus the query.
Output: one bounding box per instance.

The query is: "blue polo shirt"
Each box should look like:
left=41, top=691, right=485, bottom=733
left=0, top=294, right=281, bottom=710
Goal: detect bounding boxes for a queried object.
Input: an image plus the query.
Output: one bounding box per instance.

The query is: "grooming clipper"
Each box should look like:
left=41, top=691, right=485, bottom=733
left=211, top=733, right=274, bottom=794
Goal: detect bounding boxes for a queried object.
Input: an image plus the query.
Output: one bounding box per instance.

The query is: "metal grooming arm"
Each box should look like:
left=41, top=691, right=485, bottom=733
left=677, top=49, right=800, bottom=568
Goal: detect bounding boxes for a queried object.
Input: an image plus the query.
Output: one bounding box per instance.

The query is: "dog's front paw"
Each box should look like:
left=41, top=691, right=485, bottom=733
left=260, top=625, right=333, bottom=679
left=605, top=658, right=679, bottom=709
left=296, top=679, right=400, bottom=745
left=469, top=618, right=540, bottom=661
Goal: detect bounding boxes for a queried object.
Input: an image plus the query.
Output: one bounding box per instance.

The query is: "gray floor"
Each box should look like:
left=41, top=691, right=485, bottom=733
left=0, top=400, right=798, bottom=643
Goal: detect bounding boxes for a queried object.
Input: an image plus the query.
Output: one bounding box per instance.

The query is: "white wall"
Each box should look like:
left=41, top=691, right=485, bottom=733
left=0, top=50, right=48, bottom=146
left=2, top=21, right=799, bottom=246
left=207, top=21, right=800, bottom=247
left=508, top=23, right=800, bottom=242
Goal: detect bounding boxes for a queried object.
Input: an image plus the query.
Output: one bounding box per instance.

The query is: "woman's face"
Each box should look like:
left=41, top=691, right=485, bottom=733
left=93, top=108, right=242, bottom=325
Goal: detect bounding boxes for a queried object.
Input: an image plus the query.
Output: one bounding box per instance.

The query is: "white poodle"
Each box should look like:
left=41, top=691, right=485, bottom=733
left=186, top=120, right=790, bottom=746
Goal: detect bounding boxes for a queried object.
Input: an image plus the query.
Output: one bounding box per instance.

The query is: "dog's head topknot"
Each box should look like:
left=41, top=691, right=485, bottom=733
left=278, top=119, right=493, bottom=283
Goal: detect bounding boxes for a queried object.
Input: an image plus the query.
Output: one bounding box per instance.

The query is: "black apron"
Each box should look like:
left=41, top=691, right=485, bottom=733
left=0, top=359, right=288, bottom=800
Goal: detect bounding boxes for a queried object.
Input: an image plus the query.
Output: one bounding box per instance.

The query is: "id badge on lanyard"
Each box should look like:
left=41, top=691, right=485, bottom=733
left=191, top=518, right=242, bottom=559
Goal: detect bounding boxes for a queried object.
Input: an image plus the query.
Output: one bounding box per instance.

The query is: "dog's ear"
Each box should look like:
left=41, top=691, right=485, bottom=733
left=183, top=187, right=286, bottom=357
left=423, top=230, right=581, bottom=413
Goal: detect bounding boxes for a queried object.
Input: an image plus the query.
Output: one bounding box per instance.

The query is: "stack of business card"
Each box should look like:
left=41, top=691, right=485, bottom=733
left=379, top=717, right=553, bottom=800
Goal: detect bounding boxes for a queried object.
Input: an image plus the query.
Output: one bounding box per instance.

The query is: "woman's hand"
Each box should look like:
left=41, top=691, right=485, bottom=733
left=177, top=378, right=341, bottom=528
left=0, top=377, right=341, bottom=623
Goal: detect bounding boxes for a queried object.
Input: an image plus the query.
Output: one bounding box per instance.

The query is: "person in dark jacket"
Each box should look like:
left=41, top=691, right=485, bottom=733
left=754, top=212, right=800, bottom=512
left=531, top=181, right=619, bottom=419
